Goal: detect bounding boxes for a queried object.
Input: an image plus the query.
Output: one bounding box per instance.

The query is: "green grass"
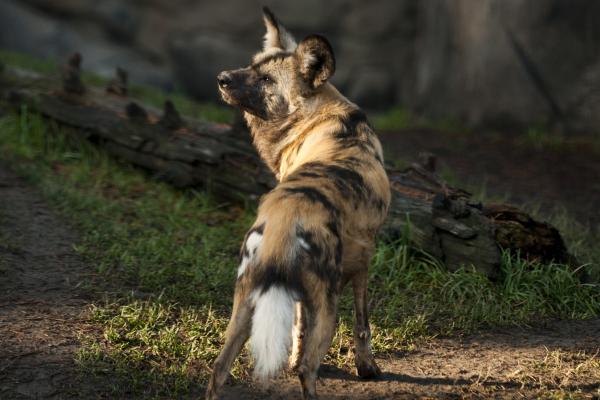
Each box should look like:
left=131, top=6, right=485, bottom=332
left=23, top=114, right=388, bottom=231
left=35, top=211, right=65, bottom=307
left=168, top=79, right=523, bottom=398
left=372, top=106, right=466, bottom=133
left=0, top=49, right=58, bottom=75
left=77, top=300, right=238, bottom=396
left=372, top=108, right=413, bottom=131
left=1, top=96, right=599, bottom=396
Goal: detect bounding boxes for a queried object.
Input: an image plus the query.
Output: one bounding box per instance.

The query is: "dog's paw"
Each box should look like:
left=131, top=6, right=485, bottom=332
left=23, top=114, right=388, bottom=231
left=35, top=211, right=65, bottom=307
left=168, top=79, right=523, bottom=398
left=355, top=358, right=382, bottom=379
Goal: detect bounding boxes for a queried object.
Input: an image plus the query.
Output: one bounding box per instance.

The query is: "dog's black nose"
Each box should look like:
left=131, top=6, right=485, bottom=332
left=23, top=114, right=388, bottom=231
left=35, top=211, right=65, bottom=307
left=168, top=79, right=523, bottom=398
left=217, top=72, right=232, bottom=88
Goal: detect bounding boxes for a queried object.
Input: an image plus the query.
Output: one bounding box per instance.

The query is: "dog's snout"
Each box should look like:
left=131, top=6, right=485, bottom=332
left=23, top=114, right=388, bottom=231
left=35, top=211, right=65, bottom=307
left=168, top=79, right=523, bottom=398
left=217, top=72, right=232, bottom=88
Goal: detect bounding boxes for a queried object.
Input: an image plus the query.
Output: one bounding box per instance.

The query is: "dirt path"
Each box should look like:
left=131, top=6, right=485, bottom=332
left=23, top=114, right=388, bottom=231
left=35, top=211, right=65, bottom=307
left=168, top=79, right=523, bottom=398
left=222, top=319, right=600, bottom=399
left=0, top=164, right=598, bottom=399
left=0, top=165, right=97, bottom=399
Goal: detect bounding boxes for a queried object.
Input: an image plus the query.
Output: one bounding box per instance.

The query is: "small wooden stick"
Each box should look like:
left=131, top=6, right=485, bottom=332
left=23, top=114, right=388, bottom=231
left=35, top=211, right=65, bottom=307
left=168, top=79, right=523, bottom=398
left=62, top=53, right=85, bottom=95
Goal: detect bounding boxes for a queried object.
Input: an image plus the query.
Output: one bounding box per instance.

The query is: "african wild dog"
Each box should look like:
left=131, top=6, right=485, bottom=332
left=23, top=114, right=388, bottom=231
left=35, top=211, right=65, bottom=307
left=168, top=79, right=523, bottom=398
left=206, top=7, right=390, bottom=400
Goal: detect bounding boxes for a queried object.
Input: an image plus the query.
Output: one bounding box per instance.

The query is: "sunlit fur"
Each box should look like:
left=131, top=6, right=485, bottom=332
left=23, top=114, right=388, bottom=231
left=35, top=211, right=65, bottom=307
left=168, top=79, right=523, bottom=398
left=207, top=8, right=390, bottom=400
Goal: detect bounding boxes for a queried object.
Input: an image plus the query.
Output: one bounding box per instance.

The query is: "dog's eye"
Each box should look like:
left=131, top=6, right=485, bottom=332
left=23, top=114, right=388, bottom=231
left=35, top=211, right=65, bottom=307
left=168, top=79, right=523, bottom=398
left=260, top=75, right=274, bottom=83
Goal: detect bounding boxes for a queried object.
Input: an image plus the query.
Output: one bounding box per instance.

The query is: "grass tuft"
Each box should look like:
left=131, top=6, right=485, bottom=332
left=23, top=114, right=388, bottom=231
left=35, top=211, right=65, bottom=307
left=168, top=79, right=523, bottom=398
left=76, top=299, right=244, bottom=397
left=508, top=348, right=600, bottom=396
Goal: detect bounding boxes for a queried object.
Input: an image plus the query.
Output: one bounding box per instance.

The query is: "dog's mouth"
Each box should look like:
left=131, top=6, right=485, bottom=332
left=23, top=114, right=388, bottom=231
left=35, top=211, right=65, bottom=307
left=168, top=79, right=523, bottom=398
left=218, top=87, right=237, bottom=106
left=218, top=87, right=267, bottom=120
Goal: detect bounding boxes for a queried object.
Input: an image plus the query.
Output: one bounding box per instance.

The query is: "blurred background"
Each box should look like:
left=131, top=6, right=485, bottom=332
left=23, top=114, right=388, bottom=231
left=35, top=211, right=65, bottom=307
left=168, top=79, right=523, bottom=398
left=2, top=0, right=600, bottom=128
left=1, top=0, right=599, bottom=225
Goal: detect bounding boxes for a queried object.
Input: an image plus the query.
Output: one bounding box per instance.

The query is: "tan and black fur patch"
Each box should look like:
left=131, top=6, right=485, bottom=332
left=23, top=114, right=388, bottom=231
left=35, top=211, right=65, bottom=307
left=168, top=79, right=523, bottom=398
left=208, top=7, right=390, bottom=400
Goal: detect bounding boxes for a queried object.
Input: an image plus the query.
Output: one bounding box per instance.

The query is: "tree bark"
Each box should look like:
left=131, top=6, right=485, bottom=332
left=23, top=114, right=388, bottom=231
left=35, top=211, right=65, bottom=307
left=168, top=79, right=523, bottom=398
left=0, top=57, right=572, bottom=278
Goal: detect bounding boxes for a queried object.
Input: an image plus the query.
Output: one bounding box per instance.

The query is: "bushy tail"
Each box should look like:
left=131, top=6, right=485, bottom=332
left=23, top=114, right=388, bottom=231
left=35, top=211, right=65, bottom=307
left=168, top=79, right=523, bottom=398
left=250, top=285, right=295, bottom=381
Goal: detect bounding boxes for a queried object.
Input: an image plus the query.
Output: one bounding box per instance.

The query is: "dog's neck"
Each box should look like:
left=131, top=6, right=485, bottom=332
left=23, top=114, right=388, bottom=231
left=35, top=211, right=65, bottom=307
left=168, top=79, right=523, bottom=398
left=245, top=85, right=354, bottom=180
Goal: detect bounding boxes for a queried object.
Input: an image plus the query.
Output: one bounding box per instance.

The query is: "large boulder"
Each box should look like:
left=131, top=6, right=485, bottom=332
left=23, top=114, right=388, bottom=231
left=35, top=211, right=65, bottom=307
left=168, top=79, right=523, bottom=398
left=0, top=0, right=172, bottom=88
left=411, top=0, right=600, bottom=130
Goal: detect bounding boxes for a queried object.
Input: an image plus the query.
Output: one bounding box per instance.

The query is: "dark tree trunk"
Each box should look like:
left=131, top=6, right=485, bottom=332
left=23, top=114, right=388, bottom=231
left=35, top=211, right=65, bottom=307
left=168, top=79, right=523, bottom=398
left=0, top=57, right=572, bottom=278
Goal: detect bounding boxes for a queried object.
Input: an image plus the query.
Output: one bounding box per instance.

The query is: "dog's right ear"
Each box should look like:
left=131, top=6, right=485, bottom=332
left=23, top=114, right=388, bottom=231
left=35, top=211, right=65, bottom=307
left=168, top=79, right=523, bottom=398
left=262, top=7, right=297, bottom=52
left=295, top=35, right=336, bottom=89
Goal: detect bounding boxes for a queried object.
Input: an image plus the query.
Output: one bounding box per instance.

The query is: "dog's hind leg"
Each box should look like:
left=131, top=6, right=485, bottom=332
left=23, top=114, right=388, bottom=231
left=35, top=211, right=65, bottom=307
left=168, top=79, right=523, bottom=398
left=297, top=294, right=338, bottom=400
left=206, top=287, right=252, bottom=400
left=289, top=301, right=305, bottom=371
left=351, top=269, right=381, bottom=379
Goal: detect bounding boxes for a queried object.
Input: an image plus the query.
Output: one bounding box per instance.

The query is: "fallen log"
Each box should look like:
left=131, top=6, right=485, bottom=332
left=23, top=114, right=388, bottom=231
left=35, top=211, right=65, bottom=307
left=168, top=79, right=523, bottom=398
left=0, top=55, right=573, bottom=278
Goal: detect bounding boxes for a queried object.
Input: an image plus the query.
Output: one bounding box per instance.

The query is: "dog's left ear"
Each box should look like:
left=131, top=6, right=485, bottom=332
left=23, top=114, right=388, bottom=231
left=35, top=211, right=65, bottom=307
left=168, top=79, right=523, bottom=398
left=262, top=7, right=297, bottom=52
left=295, top=35, right=336, bottom=89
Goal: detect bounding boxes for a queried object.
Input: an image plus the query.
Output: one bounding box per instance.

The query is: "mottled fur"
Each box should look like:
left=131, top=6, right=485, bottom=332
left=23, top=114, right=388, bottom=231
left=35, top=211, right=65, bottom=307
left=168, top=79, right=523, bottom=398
left=207, top=7, right=390, bottom=400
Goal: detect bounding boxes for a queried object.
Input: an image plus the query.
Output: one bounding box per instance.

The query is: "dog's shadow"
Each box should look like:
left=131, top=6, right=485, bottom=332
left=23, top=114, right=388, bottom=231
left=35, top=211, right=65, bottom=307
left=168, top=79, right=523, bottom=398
left=319, top=364, right=471, bottom=386
left=319, top=363, right=600, bottom=392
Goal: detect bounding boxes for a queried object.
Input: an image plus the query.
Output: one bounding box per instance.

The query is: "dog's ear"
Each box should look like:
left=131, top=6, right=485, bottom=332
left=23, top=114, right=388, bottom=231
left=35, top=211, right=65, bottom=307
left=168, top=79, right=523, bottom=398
left=262, top=7, right=297, bottom=52
left=295, top=35, right=336, bottom=89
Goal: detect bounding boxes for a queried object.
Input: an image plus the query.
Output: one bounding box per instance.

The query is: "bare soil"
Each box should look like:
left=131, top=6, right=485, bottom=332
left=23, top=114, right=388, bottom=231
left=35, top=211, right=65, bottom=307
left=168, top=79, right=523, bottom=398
left=223, top=318, right=600, bottom=399
left=0, top=164, right=101, bottom=399
left=0, top=162, right=598, bottom=399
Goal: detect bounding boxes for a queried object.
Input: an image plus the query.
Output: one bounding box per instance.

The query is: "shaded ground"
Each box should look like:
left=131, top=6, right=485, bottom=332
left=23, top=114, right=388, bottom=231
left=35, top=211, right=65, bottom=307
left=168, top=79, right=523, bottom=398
left=0, top=165, right=101, bottom=399
left=380, top=129, right=600, bottom=227
left=223, top=319, right=600, bottom=399
left=0, top=164, right=599, bottom=399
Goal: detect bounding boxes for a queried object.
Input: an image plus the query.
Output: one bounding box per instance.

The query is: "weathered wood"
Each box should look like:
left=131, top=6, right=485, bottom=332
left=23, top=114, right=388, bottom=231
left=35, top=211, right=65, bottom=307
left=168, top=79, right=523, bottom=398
left=0, top=57, right=573, bottom=277
left=482, top=204, right=573, bottom=265
left=61, top=53, right=85, bottom=95
left=383, top=163, right=502, bottom=277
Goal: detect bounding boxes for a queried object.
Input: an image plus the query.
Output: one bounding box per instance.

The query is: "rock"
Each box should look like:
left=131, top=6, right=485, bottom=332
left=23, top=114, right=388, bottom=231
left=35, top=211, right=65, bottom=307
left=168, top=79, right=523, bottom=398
left=94, top=0, right=140, bottom=43
left=168, top=33, right=251, bottom=101
left=341, top=0, right=414, bottom=39
left=4, top=0, right=600, bottom=132
left=0, top=0, right=172, bottom=89
left=265, top=0, right=346, bottom=33
left=347, top=67, right=395, bottom=109
left=412, top=0, right=600, bottom=130
left=0, top=0, right=66, bottom=58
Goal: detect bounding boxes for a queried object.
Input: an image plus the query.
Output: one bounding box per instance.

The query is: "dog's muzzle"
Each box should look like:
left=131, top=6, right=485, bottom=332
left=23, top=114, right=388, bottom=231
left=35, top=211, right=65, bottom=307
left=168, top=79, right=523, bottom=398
left=217, top=71, right=233, bottom=89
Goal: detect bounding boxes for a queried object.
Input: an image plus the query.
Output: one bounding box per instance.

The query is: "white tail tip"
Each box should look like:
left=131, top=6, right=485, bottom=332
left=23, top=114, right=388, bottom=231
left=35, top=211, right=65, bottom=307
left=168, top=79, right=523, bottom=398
left=250, top=286, right=295, bottom=382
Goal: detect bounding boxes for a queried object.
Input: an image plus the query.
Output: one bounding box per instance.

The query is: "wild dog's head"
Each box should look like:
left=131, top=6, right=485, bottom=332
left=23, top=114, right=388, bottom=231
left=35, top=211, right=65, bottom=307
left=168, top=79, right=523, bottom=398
left=217, top=7, right=335, bottom=121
